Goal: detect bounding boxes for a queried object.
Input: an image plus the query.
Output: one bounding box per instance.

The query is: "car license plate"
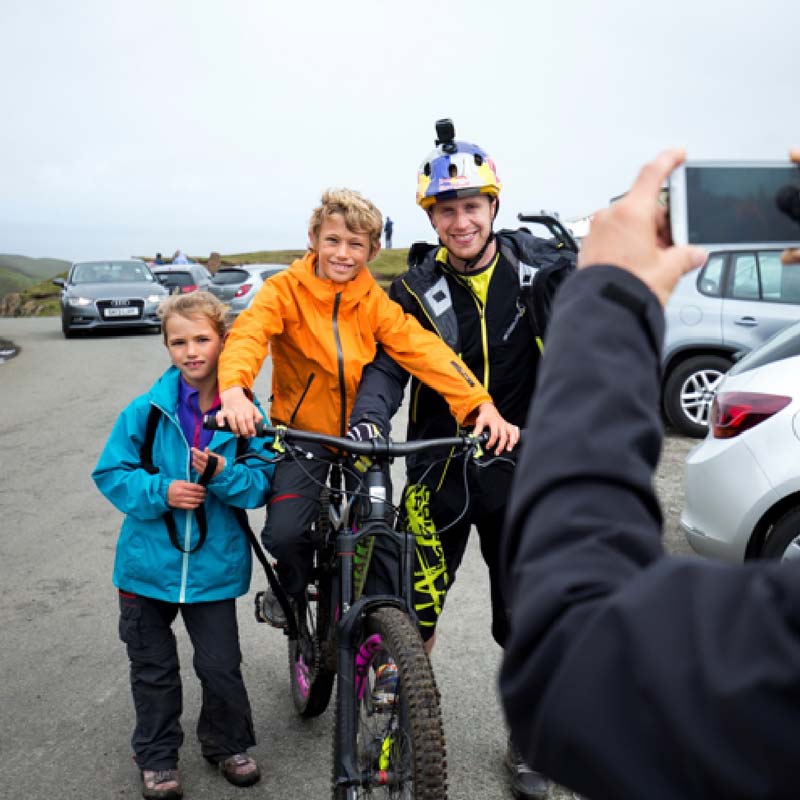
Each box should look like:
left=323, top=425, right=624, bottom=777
left=104, top=307, right=138, bottom=318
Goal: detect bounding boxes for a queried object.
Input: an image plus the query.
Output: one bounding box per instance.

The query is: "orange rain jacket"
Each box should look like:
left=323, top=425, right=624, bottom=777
left=218, top=253, right=492, bottom=437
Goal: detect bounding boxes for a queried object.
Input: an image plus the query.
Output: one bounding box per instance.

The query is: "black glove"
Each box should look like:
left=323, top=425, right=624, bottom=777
left=346, top=421, right=382, bottom=473
left=346, top=421, right=382, bottom=443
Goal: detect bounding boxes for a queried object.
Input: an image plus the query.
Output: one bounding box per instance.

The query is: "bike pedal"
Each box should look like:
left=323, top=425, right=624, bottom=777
left=254, top=591, right=268, bottom=623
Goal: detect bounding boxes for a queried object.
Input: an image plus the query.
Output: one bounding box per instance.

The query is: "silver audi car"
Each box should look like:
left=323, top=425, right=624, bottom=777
left=53, top=259, right=169, bottom=338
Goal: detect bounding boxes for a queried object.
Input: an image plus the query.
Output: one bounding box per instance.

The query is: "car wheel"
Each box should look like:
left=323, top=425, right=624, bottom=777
left=61, top=316, right=75, bottom=339
left=663, top=355, right=731, bottom=438
left=761, top=508, right=800, bottom=561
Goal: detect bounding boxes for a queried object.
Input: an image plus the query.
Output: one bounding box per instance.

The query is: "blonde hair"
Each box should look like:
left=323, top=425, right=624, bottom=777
left=308, top=188, right=383, bottom=255
left=158, top=291, right=228, bottom=343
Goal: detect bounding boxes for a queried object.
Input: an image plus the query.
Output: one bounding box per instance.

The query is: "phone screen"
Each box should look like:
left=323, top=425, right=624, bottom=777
left=685, top=165, right=800, bottom=245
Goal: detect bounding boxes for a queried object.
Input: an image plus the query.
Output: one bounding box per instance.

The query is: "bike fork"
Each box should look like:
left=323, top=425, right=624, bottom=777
left=333, top=595, right=405, bottom=792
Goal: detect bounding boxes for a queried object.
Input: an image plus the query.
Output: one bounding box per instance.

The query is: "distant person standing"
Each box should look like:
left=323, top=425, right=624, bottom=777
left=173, top=249, right=191, bottom=265
left=207, top=252, right=222, bottom=275
left=384, top=216, right=394, bottom=249
left=154, top=252, right=165, bottom=265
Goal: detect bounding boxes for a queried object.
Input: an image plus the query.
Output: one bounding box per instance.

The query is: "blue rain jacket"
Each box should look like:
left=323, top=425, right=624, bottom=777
left=93, top=366, right=274, bottom=603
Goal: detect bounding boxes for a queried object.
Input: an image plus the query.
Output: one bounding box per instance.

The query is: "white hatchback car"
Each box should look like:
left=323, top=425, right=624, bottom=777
left=681, top=320, right=800, bottom=562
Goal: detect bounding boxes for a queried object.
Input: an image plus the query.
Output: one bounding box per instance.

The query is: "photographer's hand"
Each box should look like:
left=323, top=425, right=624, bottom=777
left=781, top=148, right=800, bottom=266
left=578, top=149, right=707, bottom=306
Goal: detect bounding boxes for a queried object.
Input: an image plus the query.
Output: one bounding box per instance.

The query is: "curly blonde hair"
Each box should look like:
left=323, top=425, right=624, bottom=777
left=158, top=291, right=228, bottom=343
left=308, top=188, right=383, bottom=255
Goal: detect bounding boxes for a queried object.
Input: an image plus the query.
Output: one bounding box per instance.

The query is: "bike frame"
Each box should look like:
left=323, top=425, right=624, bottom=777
left=203, top=418, right=484, bottom=794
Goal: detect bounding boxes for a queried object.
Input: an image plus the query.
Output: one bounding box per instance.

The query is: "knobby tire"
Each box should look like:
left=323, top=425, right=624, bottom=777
left=332, top=606, right=448, bottom=799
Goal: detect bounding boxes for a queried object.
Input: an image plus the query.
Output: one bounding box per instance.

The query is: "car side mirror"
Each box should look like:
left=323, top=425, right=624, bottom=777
left=52, top=278, right=66, bottom=288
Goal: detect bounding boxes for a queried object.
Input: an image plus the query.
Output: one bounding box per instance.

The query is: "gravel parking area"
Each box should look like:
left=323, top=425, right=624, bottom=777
left=657, top=431, right=698, bottom=558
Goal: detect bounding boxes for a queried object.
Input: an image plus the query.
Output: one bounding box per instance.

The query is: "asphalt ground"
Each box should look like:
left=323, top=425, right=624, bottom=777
left=0, top=318, right=696, bottom=799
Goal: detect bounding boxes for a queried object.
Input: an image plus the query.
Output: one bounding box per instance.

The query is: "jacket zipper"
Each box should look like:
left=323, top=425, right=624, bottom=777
left=445, top=267, right=491, bottom=390
left=289, top=372, right=316, bottom=426
left=154, top=402, right=193, bottom=603
left=332, top=293, right=346, bottom=436
left=502, top=299, right=526, bottom=342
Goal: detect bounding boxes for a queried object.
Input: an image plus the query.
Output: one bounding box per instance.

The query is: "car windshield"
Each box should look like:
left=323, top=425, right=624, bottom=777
left=212, top=269, right=249, bottom=285
left=729, top=320, right=800, bottom=376
left=158, top=271, right=194, bottom=287
left=72, top=262, right=155, bottom=284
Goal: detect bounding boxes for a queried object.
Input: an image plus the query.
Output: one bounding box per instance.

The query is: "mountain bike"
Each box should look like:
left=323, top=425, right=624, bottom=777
left=205, top=418, right=487, bottom=799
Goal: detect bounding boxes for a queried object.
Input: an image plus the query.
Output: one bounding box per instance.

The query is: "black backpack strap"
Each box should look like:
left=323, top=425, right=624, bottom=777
left=140, top=405, right=162, bottom=475
left=139, top=403, right=215, bottom=555
left=230, top=436, right=298, bottom=638
left=408, top=241, right=438, bottom=268
left=172, top=453, right=218, bottom=554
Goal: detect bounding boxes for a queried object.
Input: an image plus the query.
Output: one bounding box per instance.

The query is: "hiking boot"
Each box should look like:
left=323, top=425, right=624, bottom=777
left=506, top=740, right=550, bottom=799
left=371, top=660, right=399, bottom=708
left=255, top=588, right=291, bottom=629
left=217, top=753, right=261, bottom=787
left=141, top=768, right=182, bottom=800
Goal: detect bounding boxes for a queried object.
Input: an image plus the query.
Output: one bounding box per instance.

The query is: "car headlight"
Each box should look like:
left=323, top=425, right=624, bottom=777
left=67, top=296, right=92, bottom=307
left=146, top=294, right=165, bottom=303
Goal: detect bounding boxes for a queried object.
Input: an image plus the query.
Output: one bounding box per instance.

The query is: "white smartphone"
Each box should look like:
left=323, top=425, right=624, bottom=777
left=669, top=160, right=800, bottom=248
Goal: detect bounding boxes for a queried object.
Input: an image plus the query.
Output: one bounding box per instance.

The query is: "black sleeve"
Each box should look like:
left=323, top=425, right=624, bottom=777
left=500, top=265, right=800, bottom=800
left=349, top=279, right=411, bottom=436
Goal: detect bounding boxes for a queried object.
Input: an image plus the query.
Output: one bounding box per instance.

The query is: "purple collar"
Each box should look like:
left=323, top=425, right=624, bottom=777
left=177, top=377, right=221, bottom=451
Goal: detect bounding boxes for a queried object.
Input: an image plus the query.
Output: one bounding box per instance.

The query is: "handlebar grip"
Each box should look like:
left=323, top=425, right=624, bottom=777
left=203, top=414, right=223, bottom=431
left=202, top=414, right=272, bottom=437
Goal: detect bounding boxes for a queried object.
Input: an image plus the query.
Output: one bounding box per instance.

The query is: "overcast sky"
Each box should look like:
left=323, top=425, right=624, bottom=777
left=2, top=0, right=798, bottom=261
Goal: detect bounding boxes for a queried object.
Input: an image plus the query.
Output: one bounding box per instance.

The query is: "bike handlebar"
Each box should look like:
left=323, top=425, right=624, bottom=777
left=203, top=415, right=488, bottom=458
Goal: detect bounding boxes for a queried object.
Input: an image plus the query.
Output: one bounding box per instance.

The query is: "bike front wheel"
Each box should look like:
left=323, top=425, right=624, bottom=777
left=332, top=606, right=448, bottom=799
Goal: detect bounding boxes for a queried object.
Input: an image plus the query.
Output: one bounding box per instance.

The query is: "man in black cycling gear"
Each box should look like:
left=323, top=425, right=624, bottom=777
left=351, top=120, right=575, bottom=800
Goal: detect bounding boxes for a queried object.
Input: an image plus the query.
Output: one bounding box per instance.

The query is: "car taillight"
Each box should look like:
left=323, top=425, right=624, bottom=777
left=180, top=285, right=198, bottom=293
left=711, top=391, right=791, bottom=439
left=233, top=283, right=252, bottom=298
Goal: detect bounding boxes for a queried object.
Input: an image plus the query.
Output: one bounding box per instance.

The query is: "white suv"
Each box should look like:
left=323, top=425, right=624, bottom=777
left=663, top=248, right=800, bottom=437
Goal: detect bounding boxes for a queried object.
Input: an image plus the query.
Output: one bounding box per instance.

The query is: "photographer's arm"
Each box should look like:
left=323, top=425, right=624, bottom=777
left=500, top=151, right=800, bottom=800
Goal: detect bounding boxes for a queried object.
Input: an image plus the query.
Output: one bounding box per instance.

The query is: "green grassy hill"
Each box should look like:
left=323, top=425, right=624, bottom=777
left=2, top=249, right=410, bottom=316
left=0, top=254, right=71, bottom=300
left=0, top=266, right=36, bottom=297
left=0, top=254, right=70, bottom=280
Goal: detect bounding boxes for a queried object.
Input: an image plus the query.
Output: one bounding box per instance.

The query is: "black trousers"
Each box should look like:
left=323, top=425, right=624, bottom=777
left=118, top=592, right=255, bottom=770
left=262, top=444, right=399, bottom=600
left=407, top=455, right=514, bottom=647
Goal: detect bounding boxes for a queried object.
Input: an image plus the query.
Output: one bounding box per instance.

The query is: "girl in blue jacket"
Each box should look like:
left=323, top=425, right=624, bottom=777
left=93, top=292, right=273, bottom=800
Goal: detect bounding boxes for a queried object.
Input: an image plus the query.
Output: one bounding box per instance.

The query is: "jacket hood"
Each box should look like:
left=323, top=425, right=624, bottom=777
left=289, top=251, right=377, bottom=308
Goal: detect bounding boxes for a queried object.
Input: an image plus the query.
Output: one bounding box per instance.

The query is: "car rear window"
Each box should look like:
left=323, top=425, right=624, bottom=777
left=728, top=320, right=800, bottom=376
left=260, top=269, right=283, bottom=280
left=158, top=271, right=193, bottom=287
left=212, top=269, right=249, bottom=285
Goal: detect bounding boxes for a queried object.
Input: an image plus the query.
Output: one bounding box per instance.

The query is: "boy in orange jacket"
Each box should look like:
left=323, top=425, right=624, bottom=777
left=216, top=188, right=516, bottom=631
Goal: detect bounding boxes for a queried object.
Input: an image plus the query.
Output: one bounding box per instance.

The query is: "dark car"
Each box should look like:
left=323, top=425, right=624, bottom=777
left=208, top=263, right=287, bottom=317
left=53, top=259, right=169, bottom=338
left=152, top=264, right=213, bottom=295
